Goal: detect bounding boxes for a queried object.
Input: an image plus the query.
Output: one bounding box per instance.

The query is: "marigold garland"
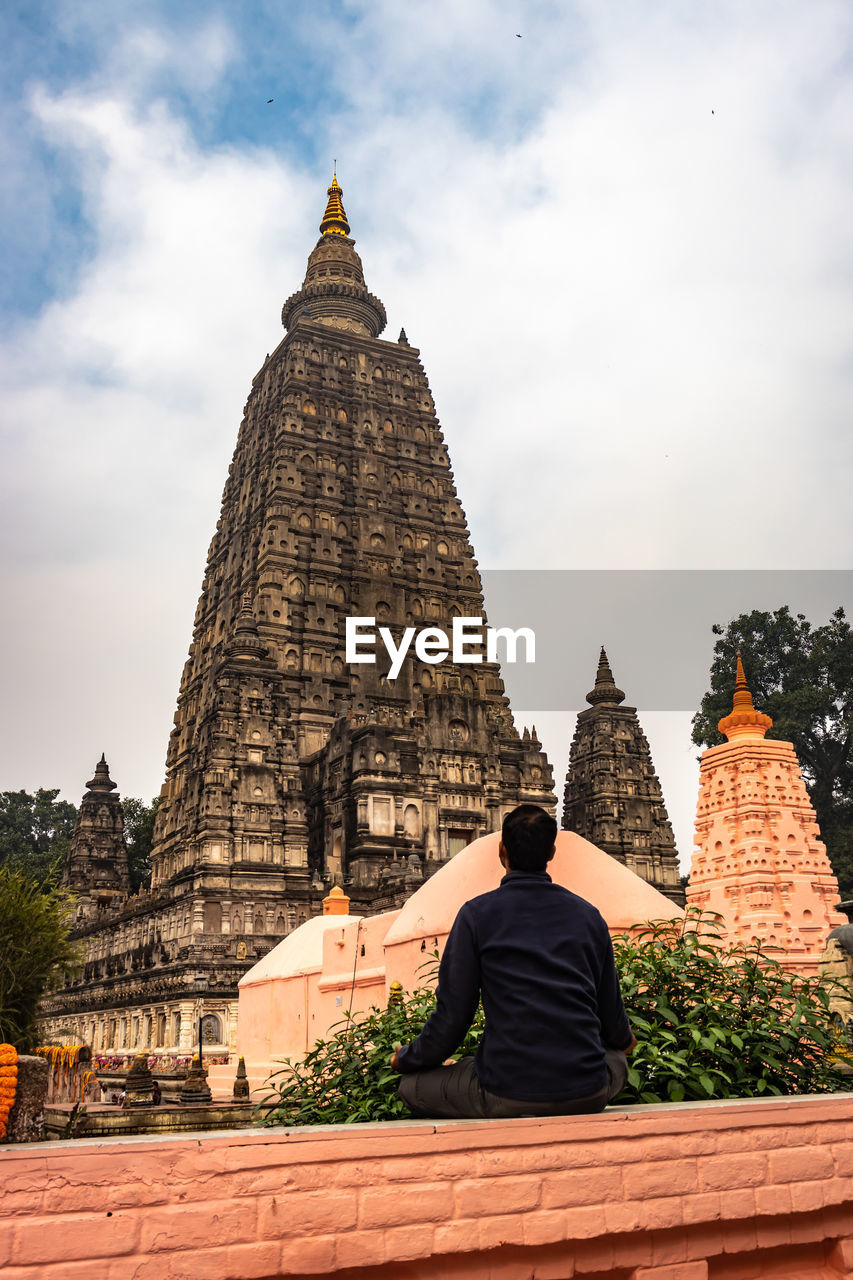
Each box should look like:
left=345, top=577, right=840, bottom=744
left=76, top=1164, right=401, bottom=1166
left=35, top=1045, right=91, bottom=1102
left=80, top=1069, right=98, bottom=1101
left=0, top=1043, right=19, bottom=1141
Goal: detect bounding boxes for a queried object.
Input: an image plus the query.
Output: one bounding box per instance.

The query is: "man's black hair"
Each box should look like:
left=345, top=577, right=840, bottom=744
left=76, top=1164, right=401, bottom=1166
left=501, top=804, right=557, bottom=873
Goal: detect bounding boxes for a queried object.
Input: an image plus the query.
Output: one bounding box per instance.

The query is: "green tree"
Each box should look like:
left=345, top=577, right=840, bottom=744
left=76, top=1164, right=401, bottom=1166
left=122, top=796, right=160, bottom=892
left=692, top=606, right=853, bottom=898
left=0, top=865, right=81, bottom=1050
left=0, top=789, right=78, bottom=888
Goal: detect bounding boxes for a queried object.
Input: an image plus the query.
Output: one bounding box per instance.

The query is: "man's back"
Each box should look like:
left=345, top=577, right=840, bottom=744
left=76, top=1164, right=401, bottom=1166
left=394, top=804, right=634, bottom=1118
left=455, top=871, right=630, bottom=1100
left=397, top=870, right=632, bottom=1102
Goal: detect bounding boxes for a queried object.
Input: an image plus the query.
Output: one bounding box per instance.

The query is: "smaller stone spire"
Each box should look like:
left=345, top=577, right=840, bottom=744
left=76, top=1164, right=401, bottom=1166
left=319, top=172, right=350, bottom=237
left=717, top=654, right=772, bottom=741
left=225, top=593, right=267, bottom=661
left=585, top=647, right=626, bottom=706
left=86, top=754, right=117, bottom=793
left=63, top=754, right=130, bottom=905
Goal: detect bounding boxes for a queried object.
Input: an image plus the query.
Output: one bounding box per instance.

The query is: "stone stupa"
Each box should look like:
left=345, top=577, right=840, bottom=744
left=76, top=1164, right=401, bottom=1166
left=562, top=648, right=683, bottom=905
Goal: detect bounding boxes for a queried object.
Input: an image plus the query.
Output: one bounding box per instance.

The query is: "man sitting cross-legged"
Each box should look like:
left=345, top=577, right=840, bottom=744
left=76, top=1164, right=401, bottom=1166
left=390, top=803, right=637, bottom=1119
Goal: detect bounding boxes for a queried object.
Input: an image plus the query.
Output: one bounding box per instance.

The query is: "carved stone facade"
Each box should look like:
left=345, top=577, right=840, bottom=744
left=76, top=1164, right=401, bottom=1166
left=41, top=177, right=554, bottom=1054
left=562, top=648, right=683, bottom=905
left=687, top=658, right=844, bottom=974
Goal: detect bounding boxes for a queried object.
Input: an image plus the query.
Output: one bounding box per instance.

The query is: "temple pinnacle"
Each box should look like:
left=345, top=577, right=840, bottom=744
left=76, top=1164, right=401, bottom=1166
left=585, top=647, right=626, bottom=706
left=717, top=654, right=772, bottom=741
left=320, top=173, right=350, bottom=237
left=86, top=754, right=117, bottom=793
left=225, top=592, right=266, bottom=661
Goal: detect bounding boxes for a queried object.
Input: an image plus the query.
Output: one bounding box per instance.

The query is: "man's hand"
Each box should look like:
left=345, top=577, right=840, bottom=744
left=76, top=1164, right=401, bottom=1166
left=624, top=1033, right=638, bottom=1055
left=389, top=1043, right=403, bottom=1071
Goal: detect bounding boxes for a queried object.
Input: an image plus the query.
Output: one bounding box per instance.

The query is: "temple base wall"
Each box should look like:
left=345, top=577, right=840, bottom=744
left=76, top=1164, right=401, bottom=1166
left=38, top=998, right=238, bottom=1062
left=3, top=1094, right=852, bottom=1278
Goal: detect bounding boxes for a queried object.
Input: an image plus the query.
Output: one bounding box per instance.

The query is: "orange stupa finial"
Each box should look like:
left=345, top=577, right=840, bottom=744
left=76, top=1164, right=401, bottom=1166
left=717, top=654, right=773, bottom=742
left=323, top=885, right=351, bottom=915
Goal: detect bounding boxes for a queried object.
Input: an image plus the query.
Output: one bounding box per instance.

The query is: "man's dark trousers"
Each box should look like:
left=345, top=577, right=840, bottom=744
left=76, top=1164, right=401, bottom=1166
left=397, top=1048, right=629, bottom=1120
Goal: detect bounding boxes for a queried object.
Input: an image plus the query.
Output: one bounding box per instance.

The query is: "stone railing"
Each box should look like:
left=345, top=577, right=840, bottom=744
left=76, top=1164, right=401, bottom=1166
left=2, top=1094, right=852, bottom=1277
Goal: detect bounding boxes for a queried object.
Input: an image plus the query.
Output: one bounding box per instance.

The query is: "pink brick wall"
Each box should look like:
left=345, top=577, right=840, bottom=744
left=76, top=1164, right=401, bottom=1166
left=2, top=1094, right=853, bottom=1279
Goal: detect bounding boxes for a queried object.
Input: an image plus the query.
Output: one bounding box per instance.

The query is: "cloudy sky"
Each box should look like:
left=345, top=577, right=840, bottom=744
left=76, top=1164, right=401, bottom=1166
left=3, top=0, right=853, bottom=866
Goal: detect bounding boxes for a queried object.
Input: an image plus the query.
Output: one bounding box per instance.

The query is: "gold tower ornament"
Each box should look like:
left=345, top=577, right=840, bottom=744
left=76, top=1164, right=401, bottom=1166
left=320, top=172, right=350, bottom=237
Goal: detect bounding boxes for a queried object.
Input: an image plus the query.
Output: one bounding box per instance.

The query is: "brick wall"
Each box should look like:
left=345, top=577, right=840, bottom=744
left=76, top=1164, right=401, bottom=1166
left=2, top=1094, right=853, bottom=1279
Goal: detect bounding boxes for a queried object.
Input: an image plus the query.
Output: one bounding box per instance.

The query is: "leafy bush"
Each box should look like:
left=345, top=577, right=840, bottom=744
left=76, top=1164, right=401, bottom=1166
left=256, top=978, right=484, bottom=1126
left=613, top=913, right=850, bottom=1103
left=256, top=912, right=850, bottom=1127
left=0, top=866, right=81, bottom=1051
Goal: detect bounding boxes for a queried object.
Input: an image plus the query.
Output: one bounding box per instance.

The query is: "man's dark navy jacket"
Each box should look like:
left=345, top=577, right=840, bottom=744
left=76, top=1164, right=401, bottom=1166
left=396, top=870, right=633, bottom=1102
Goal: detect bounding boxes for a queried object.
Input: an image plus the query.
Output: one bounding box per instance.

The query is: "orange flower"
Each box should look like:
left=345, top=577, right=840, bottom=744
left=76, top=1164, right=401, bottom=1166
left=0, top=1043, right=18, bottom=1141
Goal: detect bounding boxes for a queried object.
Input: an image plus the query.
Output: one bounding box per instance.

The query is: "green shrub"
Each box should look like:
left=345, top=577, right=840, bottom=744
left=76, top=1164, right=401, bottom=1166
left=256, top=912, right=850, bottom=1126
left=256, top=978, right=484, bottom=1126
left=613, top=913, right=850, bottom=1103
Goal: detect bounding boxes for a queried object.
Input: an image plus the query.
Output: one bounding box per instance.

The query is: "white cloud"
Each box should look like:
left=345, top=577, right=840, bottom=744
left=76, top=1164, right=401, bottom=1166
left=2, top=1, right=853, bottom=838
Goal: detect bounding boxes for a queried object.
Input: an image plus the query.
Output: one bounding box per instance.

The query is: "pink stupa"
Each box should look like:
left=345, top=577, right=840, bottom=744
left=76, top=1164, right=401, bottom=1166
left=686, top=657, right=844, bottom=974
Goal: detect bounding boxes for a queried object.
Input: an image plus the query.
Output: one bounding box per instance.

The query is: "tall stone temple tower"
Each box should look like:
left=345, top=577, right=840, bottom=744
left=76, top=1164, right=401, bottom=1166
left=687, top=657, right=844, bottom=974
left=42, top=176, right=554, bottom=1057
left=562, top=648, right=683, bottom=905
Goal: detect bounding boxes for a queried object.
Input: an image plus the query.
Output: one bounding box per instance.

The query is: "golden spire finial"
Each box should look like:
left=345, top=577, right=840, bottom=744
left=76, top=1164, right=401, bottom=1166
left=718, top=653, right=773, bottom=742
left=320, top=170, right=350, bottom=237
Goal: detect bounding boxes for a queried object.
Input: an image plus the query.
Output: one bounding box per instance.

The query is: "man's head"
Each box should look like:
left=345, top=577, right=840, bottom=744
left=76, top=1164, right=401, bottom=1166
left=499, top=804, right=557, bottom=873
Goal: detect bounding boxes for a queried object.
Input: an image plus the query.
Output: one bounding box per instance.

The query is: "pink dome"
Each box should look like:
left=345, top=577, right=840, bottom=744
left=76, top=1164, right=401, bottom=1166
left=383, top=829, right=683, bottom=948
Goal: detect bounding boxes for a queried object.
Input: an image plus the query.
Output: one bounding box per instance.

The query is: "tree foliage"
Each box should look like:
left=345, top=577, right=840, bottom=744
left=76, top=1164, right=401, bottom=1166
left=122, top=796, right=160, bottom=892
left=0, top=865, right=81, bottom=1051
left=0, top=789, right=77, bottom=888
left=692, top=606, right=853, bottom=897
left=256, top=915, right=850, bottom=1126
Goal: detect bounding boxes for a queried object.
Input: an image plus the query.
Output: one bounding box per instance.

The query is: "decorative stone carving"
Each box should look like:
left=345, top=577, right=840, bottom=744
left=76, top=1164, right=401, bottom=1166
left=125, top=1052, right=155, bottom=1107
left=179, top=1054, right=212, bottom=1106
left=687, top=658, right=845, bottom=974
left=232, top=1056, right=250, bottom=1101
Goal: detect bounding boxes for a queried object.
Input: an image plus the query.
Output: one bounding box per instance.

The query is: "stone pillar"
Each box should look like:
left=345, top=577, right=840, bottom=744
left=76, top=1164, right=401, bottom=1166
left=179, top=1055, right=212, bottom=1106
left=125, top=1053, right=155, bottom=1107
left=7, top=1056, right=49, bottom=1143
left=178, top=1001, right=196, bottom=1053
left=191, top=899, right=205, bottom=935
